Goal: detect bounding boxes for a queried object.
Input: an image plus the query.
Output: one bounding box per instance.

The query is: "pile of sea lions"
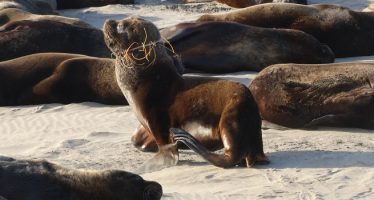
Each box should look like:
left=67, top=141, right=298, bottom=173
left=0, top=0, right=373, bottom=199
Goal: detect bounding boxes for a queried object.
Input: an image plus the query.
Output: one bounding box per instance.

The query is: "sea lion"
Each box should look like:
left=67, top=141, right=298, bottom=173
left=0, top=8, right=111, bottom=61
left=0, top=156, right=162, bottom=200
left=213, top=0, right=307, bottom=9
left=56, top=0, right=133, bottom=9
left=161, top=21, right=334, bottom=73
left=0, top=53, right=126, bottom=106
left=198, top=3, right=374, bottom=57
left=0, top=0, right=56, bottom=14
left=103, top=16, right=269, bottom=168
left=249, top=62, right=374, bottom=129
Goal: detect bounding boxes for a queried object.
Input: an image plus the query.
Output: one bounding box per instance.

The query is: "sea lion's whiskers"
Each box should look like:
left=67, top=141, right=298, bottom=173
left=120, top=27, right=162, bottom=68
left=161, top=36, right=176, bottom=54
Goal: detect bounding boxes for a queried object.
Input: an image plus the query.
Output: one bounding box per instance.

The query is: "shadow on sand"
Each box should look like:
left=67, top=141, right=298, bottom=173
left=261, top=150, right=374, bottom=169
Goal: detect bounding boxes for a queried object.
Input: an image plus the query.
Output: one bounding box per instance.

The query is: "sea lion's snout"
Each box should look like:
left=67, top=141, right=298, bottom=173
left=116, top=22, right=125, bottom=34
left=143, top=181, right=163, bottom=200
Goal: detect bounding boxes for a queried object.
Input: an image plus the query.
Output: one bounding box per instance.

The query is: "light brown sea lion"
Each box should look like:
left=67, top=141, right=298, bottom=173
left=212, top=0, right=307, bottom=9
left=103, top=16, right=269, bottom=168
left=0, top=0, right=56, bottom=14
left=56, top=0, right=133, bottom=9
left=0, top=8, right=111, bottom=61
left=249, top=62, right=374, bottom=129
left=0, top=53, right=126, bottom=105
left=198, top=3, right=374, bottom=57
left=0, top=156, right=162, bottom=200
left=161, top=21, right=334, bottom=73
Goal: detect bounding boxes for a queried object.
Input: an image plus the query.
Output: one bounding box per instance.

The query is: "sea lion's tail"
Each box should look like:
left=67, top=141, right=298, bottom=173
left=170, top=128, right=269, bottom=168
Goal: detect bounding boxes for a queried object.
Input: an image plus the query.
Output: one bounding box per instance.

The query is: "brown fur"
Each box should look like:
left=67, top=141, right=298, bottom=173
left=161, top=21, right=334, bottom=73
left=0, top=53, right=126, bottom=105
left=56, top=0, right=133, bottom=9
left=0, top=156, right=162, bottom=200
left=0, top=0, right=56, bottom=14
left=0, top=8, right=111, bottom=61
left=198, top=3, right=374, bottom=57
left=103, top=17, right=269, bottom=168
left=214, top=0, right=307, bottom=8
left=249, top=62, right=374, bottom=129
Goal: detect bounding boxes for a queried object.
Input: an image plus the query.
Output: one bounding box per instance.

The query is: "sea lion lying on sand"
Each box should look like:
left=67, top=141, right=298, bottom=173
left=249, top=62, right=374, bottom=129
left=198, top=3, right=374, bottom=57
left=56, top=0, right=133, bottom=9
left=0, top=8, right=111, bottom=61
left=212, top=0, right=307, bottom=8
left=103, top=16, right=269, bottom=168
left=0, top=0, right=56, bottom=14
left=0, top=156, right=162, bottom=200
left=0, top=53, right=126, bottom=106
left=161, top=21, right=334, bottom=73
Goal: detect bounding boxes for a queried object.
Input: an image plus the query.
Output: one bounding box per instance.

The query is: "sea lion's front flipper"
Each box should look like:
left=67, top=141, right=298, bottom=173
left=160, top=23, right=203, bottom=44
left=304, top=114, right=353, bottom=129
left=136, top=143, right=179, bottom=174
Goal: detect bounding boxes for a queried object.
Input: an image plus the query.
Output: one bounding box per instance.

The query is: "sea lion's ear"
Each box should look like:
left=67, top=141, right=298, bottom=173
left=144, top=181, right=163, bottom=200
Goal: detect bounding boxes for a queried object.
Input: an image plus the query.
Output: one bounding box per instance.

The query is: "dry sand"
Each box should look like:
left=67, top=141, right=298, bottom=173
left=1, top=0, right=374, bottom=199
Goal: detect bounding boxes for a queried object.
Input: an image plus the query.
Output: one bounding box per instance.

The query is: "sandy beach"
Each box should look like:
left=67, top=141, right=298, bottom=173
left=1, top=0, right=374, bottom=199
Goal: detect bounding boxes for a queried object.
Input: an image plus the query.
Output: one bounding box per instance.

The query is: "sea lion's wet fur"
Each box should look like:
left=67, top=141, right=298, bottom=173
left=0, top=156, right=162, bottom=200
left=0, top=53, right=126, bottom=105
left=0, top=8, right=111, bottom=61
left=56, top=0, right=133, bottom=9
left=249, top=62, right=374, bottom=129
left=0, top=0, right=56, bottom=14
left=215, top=0, right=307, bottom=8
left=161, top=21, right=334, bottom=73
left=198, top=3, right=374, bottom=57
left=104, top=17, right=268, bottom=168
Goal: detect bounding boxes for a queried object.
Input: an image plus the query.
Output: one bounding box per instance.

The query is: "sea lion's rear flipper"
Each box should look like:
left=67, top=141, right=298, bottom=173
left=304, top=114, right=345, bottom=128
left=171, top=128, right=210, bottom=159
left=304, top=113, right=374, bottom=129
left=160, top=23, right=203, bottom=44
left=171, top=128, right=268, bottom=168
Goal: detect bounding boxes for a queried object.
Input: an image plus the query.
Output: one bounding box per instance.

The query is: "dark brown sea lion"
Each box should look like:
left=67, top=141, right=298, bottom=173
left=56, top=0, right=133, bottom=9
left=0, top=53, right=126, bottom=105
left=198, top=3, right=374, bottom=57
left=161, top=21, right=334, bottom=73
left=103, top=16, right=269, bottom=168
left=249, top=62, right=374, bottom=129
left=0, top=8, right=111, bottom=61
left=0, top=156, right=162, bottom=200
left=213, top=0, right=307, bottom=9
left=0, top=0, right=56, bottom=14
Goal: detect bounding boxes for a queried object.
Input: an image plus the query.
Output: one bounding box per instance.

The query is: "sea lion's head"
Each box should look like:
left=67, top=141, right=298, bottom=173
left=107, top=170, right=163, bottom=200
left=103, top=16, right=170, bottom=68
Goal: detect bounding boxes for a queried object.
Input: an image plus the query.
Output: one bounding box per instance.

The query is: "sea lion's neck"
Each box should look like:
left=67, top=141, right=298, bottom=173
left=53, top=168, right=115, bottom=199
left=114, top=58, right=142, bottom=91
